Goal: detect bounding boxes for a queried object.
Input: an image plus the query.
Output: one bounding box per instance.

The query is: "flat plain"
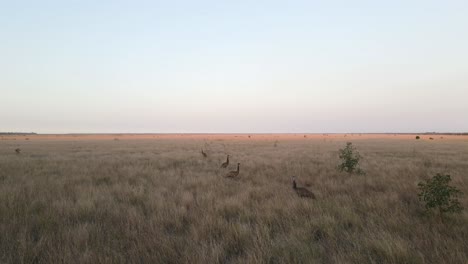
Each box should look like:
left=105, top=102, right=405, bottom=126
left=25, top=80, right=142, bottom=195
left=1, top=134, right=467, bottom=264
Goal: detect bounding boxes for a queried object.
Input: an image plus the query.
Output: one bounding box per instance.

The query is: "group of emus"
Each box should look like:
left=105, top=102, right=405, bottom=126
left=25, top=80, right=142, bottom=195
left=14, top=146, right=314, bottom=199
left=201, top=149, right=315, bottom=199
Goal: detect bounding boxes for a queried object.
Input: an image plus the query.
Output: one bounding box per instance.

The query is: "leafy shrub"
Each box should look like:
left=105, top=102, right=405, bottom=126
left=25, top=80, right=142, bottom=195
left=338, top=142, right=363, bottom=174
left=418, top=173, right=463, bottom=215
left=416, top=136, right=420, bottom=140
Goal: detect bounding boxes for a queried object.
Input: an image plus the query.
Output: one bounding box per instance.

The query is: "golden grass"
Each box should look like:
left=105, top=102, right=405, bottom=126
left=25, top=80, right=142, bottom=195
left=1, top=134, right=467, bottom=263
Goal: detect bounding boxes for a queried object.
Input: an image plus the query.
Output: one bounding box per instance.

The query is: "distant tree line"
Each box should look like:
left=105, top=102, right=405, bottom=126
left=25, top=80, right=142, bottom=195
left=420, top=132, right=468, bottom=135
left=0, top=132, right=37, bottom=135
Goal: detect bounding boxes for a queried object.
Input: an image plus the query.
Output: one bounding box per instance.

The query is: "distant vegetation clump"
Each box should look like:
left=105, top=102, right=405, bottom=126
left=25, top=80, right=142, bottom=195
left=0, top=132, right=36, bottom=135
left=338, top=142, right=363, bottom=174
left=416, top=136, right=420, bottom=140
left=418, top=173, right=463, bottom=216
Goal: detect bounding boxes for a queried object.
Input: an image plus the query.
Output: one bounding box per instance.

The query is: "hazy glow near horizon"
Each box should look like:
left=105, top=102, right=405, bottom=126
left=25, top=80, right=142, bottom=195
left=1, top=1, right=467, bottom=133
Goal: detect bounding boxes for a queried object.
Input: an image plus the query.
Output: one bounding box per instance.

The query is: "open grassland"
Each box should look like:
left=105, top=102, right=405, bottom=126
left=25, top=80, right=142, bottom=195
left=1, top=134, right=468, bottom=263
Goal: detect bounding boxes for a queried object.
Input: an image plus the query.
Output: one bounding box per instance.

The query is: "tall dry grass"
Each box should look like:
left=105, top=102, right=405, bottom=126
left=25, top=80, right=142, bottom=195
left=1, top=135, right=467, bottom=263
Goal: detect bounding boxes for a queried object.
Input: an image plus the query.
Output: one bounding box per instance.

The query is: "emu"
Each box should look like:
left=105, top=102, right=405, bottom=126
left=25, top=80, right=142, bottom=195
left=292, top=176, right=315, bottom=199
left=15, top=148, right=21, bottom=154
left=201, top=149, right=207, bottom=158
left=225, top=163, right=240, bottom=178
left=220, top=155, right=229, bottom=168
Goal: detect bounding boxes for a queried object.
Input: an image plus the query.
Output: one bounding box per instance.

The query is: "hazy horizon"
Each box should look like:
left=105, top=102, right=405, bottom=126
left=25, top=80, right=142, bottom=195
left=2, top=1, right=467, bottom=133
left=2, top=131, right=467, bottom=135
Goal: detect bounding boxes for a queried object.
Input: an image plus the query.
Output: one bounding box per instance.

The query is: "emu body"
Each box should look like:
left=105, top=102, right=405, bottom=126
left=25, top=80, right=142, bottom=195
left=221, top=155, right=229, bottom=168
left=292, top=176, right=315, bottom=199
left=225, top=163, right=240, bottom=178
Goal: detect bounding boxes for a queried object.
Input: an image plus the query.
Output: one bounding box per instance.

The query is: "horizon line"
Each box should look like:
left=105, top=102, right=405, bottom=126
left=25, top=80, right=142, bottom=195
left=2, top=132, right=468, bottom=135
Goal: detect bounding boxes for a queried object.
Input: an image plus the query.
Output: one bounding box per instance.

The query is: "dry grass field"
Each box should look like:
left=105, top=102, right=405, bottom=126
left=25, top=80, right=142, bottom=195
left=1, top=134, right=467, bottom=264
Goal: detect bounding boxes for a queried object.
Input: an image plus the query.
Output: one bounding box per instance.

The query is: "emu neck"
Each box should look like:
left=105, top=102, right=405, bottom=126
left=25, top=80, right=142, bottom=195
left=293, top=180, right=297, bottom=189
left=237, top=164, right=240, bottom=172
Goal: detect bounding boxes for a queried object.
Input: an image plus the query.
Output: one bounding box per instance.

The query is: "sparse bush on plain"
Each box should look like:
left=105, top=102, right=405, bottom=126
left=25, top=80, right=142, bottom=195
left=416, top=136, right=420, bottom=140
left=418, top=173, right=463, bottom=216
left=338, top=142, right=363, bottom=174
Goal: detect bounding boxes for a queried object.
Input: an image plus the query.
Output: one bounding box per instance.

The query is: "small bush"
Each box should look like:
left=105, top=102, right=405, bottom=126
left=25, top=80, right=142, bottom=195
left=338, top=142, right=363, bottom=174
left=418, top=173, right=463, bottom=216
left=415, top=136, right=420, bottom=140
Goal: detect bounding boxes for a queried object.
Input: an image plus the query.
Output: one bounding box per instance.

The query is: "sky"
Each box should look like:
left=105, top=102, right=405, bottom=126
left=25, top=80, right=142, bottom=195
left=1, top=1, right=467, bottom=133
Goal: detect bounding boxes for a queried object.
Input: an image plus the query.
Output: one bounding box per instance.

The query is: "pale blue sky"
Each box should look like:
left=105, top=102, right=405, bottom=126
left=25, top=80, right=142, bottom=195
left=1, top=1, right=467, bottom=133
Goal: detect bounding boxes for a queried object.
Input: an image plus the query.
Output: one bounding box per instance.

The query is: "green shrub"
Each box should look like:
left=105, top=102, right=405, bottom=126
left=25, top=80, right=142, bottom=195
left=418, top=173, right=463, bottom=215
left=338, top=142, right=363, bottom=174
left=415, top=136, right=420, bottom=140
